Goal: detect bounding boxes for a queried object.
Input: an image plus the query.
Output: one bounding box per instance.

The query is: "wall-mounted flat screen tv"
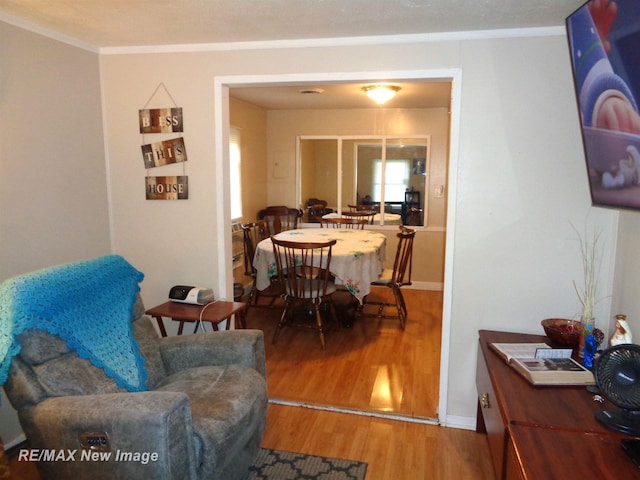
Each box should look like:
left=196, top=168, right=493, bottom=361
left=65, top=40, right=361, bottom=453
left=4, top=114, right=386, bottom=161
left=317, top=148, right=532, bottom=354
left=567, top=0, right=640, bottom=210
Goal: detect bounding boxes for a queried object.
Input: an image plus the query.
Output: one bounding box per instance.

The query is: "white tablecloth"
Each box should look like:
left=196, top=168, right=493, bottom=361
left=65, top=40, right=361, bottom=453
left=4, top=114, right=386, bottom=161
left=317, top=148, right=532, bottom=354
left=322, top=212, right=402, bottom=225
left=254, top=228, right=387, bottom=302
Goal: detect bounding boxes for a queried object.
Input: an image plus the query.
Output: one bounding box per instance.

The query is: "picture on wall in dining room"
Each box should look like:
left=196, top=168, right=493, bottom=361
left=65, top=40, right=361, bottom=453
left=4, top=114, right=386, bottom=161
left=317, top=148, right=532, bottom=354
left=412, top=158, right=426, bottom=175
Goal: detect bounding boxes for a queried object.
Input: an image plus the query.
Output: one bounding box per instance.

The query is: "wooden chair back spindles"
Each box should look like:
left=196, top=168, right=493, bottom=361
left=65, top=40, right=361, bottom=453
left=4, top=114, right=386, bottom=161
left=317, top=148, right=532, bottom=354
left=241, top=221, right=270, bottom=277
left=241, top=221, right=282, bottom=309
left=320, top=217, right=367, bottom=229
left=307, top=200, right=329, bottom=223
left=361, top=225, right=416, bottom=329
left=348, top=204, right=379, bottom=212
left=392, top=226, right=415, bottom=286
left=271, top=237, right=338, bottom=349
left=343, top=210, right=376, bottom=224
left=407, top=207, right=423, bottom=226
left=257, top=206, right=302, bottom=234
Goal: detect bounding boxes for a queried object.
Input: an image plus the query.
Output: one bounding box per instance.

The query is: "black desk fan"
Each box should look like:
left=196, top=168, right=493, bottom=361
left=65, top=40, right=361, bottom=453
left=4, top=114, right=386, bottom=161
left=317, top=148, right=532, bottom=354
left=594, top=344, right=640, bottom=436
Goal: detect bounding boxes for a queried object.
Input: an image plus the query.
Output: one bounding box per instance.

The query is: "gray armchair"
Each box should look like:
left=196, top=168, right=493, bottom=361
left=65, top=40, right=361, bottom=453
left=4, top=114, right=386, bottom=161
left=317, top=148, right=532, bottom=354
left=3, top=295, right=268, bottom=480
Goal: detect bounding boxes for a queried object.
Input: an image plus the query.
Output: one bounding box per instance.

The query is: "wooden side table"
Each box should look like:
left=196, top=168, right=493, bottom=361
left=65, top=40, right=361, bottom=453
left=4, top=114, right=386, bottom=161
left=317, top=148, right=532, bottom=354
left=145, top=300, right=247, bottom=337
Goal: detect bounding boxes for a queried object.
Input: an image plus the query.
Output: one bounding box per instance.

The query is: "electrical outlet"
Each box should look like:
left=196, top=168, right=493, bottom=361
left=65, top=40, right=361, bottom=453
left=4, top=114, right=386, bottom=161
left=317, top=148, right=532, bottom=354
left=78, top=431, right=110, bottom=452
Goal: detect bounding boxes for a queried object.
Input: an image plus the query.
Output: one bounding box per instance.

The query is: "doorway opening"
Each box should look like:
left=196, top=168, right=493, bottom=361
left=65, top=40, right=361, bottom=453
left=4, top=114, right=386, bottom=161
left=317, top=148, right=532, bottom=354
left=214, top=69, right=462, bottom=425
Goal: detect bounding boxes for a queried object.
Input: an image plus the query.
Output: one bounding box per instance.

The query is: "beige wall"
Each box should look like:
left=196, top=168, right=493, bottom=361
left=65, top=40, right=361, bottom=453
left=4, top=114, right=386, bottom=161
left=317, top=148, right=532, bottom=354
left=230, top=97, right=268, bottom=224
left=0, top=23, right=110, bottom=446
left=612, top=211, right=640, bottom=341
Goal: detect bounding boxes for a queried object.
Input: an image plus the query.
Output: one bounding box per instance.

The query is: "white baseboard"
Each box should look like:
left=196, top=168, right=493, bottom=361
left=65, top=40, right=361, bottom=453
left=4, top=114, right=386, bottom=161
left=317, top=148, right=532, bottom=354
left=405, top=281, right=443, bottom=291
left=269, top=398, right=478, bottom=434
left=268, top=398, right=439, bottom=425
left=441, top=415, right=477, bottom=431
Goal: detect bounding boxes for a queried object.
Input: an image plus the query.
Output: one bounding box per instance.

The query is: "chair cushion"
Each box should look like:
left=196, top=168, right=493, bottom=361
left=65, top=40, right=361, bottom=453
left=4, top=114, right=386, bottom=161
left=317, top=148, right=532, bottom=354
left=17, top=329, right=71, bottom=365
left=17, top=294, right=147, bottom=367
left=14, top=329, right=125, bottom=397
left=132, top=316, right=167, bottom=389
left=32, top=353, right=125, bottom=397
left=154, top=365, right=267, bottom=478
left=285, top=279, right=337, bottom=298
left=371, top=268, right=393, bottom=285
left=13, top=317, right=164, bottom=398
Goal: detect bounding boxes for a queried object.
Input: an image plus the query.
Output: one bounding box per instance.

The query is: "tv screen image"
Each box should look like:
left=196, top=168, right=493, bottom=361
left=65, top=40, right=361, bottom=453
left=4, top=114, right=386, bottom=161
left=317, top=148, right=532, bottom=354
left=567, top=0, right=640, bottom=210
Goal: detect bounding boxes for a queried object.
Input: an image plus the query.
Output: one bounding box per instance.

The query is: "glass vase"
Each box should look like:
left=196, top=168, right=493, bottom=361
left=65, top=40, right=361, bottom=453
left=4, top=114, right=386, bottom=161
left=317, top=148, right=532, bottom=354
left=578, top=314, right=595, bottom=358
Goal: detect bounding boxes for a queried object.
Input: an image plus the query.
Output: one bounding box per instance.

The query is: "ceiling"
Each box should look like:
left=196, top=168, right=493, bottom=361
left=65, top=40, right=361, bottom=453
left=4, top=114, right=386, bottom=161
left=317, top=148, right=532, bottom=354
left=0, top=0, right=583, bottom=109
left=0, top=0, right=583, bottom=49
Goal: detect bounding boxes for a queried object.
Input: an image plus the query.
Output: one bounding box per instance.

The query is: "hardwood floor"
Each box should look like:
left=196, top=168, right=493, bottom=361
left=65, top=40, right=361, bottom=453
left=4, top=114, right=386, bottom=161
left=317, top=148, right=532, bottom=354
left=247, top=286, right=442, bottom=420
left=262, top=403, right=495, bottom=480
left=8, top=287, right=496, bottom=479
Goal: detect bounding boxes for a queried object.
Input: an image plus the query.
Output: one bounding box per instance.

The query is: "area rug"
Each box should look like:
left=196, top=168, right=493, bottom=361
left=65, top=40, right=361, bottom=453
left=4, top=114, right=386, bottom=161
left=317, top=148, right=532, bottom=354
left=244, top=448, right=367, bottom=480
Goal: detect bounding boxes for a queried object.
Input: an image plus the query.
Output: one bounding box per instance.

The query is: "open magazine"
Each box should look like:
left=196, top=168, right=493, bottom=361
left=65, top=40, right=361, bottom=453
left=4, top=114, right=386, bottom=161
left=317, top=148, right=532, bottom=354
left=489, top=343, right=595, bottom=386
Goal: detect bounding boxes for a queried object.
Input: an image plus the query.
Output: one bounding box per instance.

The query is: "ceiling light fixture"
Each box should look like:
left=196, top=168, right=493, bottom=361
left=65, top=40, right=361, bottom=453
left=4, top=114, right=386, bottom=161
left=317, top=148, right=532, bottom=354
left=362, top=85, right=400, bottom=104
left=299, top=88, right=324, bottom=95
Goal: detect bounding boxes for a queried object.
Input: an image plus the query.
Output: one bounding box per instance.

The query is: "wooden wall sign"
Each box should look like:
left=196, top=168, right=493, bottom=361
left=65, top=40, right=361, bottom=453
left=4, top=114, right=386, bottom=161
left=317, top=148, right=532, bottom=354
left=145, top=176, right=188, bottom=200
left=139, top=108, right=183, bottom=133
left=141, top=137, right=187, bottom=168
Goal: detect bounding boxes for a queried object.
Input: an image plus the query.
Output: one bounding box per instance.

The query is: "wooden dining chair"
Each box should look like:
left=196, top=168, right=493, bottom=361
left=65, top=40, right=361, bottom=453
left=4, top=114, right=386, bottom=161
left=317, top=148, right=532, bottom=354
left=307, top=199, right=329, bottom=223
left=241, top=221, right=283, bottom=310
left=343, top=209, right=376, bottom=224
left=348, top=204, right=379, bottom=212
left=361, top=225, right=416, bottom=329
left=271, top=237, right=338, bottom=350
left=257, top=206, right=302, bottom=234
left=407, top=207, right=423, bottom=226
left=320, top=217, right=367, bottom=229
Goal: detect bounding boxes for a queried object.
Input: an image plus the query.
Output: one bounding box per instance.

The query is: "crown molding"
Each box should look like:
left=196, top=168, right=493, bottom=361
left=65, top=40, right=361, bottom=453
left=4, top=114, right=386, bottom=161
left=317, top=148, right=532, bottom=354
left=100, top=26, right=565, bottom=55
left=0, top=12, right=99, bottom=53
left=0, top=12, right=566, bottom=56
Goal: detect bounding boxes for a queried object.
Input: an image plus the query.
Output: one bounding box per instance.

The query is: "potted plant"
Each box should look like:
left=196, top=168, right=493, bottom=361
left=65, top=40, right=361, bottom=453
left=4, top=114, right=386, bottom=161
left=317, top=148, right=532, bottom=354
left=572, top=225, right=601, bottom=358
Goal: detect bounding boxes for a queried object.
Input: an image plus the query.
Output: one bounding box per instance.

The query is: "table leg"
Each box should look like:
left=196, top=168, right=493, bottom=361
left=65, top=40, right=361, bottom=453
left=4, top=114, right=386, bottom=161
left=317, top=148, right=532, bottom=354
left=192, top=321, right=221, bottom=332
left=153, top=316, right=168, bottom=337
left=236, top=310, right=246, bottom=329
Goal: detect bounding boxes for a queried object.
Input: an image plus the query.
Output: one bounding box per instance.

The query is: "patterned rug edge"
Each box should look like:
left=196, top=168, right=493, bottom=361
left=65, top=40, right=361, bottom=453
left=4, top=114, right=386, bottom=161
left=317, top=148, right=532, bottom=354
left=244, top=448, right=367, bottom=480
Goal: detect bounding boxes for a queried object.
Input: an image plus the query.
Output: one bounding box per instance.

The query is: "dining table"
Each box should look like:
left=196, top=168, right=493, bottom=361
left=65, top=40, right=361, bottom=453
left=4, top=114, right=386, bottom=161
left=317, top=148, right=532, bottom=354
left=322, top=212, right=402, bottom=225
left=253, top=227, right=387, bottom=303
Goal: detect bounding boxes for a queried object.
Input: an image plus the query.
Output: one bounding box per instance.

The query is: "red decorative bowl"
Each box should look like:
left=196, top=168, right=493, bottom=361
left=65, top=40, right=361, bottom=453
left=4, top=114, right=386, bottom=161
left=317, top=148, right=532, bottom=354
left=541, top=318, right=581, bottom=347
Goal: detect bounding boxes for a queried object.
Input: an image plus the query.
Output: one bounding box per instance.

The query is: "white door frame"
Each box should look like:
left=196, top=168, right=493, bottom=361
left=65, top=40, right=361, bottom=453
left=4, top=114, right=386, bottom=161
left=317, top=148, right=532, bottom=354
left=214, top=69, right=462, bottom=425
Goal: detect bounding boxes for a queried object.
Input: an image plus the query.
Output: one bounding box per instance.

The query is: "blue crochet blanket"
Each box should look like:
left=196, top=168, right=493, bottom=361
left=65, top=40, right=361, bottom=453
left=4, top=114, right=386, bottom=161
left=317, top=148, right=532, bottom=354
left=0, top=255, right=148, bottom=391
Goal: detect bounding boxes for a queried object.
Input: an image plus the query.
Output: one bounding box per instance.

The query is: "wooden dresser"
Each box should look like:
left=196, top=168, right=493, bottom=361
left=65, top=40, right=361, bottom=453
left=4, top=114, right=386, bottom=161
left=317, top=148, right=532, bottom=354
left=476, top=330, right=639, bottom=479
